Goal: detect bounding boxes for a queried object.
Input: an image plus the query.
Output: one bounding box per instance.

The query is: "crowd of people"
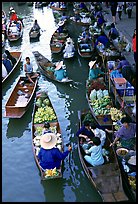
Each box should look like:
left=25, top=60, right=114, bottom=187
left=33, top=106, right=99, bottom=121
left=2, top=1, right=136, bottom=173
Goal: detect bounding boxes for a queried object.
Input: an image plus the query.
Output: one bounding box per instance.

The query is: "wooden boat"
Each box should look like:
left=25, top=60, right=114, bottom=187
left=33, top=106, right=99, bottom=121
left=109, top=77, right=136, bottom=123
left=50, top=5, right=67, bottom=11
left=6, top=20, right=23, bottom=42
left=29, top=29, right=40, bottom=41
left=2, top=51, right=22, bottom=84
left=77, top=109, right=128, bottom=202
left=50, top=28, right=68, bottom=54
left=32, top=91, right=63, bottom=180
left=5, top=75, right=38, bottom=118
left=33, top=51, right=73, bottom=83
left=77, top=38, right=93, bottom=58
left=86, top=79, right=113, bottom=128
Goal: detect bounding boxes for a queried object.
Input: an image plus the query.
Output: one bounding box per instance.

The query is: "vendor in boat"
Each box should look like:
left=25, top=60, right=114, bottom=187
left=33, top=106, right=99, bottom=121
left=63, top=37, right=75, bottom=57
left=76, top=120, right=95, bottom=145
left=4, top=50, right=17, bottom=67
left=90, top=124, right=106, bottom=147
left=31, top=19, right=41, bottom=32
left=95, top=34, right=110, bottom=48
left=106, top=116, right=136, bottom=150
left=24, top=57, right=39, bottom=84
left=38, top=132, right=72, bottom=171
left=108, top=23, right=119, bottom=40
left=82, top=28, right=92, bottom=43
left=96, top=41, right=105, bottom=52
left=88, top=60, right=104, bottom=81
left=116, top=57, right=132, bottom=82
left=96, top=14, right=105, bottom=28
left=54, top=61, right=67, bottom=81
left=2, top=53, right=13, bottom=74
left=42, top=122, right=52, bottom=135
left=83, top=136, right=104, bottom=166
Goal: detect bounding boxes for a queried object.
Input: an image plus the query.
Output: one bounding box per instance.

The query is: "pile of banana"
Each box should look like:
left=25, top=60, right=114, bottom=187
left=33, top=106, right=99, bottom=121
left=110, top=107, right=126, bottom=121
left=44, top=167, right=60, bottom=178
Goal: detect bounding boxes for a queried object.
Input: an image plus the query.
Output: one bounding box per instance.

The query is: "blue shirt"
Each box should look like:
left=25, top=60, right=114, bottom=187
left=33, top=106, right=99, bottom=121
left=38, top=147, right=70, bottom=170
left=117, top=60, right=130, bottom=69
left=2, top=59, right=13, bottom=73
left=95, top=35, right=109, bottom=48
left=54, top=68, right=67, bottom=81
left=89, top=68, right=104, bottom=80
left=115, top=123, right=136, bottom=140
left=76, top=125, right=95, bottom=139
left=86, top=144, right=104, bottom=166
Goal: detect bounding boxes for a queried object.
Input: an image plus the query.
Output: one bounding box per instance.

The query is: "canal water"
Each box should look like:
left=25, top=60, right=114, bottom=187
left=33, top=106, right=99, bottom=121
left=2, top=2, right=103, bottom=202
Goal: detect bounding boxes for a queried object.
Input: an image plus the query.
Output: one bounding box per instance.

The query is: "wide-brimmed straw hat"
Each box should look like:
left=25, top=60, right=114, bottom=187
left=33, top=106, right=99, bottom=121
left=58, top=20, right=64, bottom=27
left=89, top=60, right=96, bottom=69
left=40, top=133, right=57, bottom=149
left=55, top=61, right=63, bottom=70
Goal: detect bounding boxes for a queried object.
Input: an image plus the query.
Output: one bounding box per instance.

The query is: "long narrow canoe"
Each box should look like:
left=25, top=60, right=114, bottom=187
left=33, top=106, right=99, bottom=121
left=5, top=75, right=38, bottom=118
left=33, top=51, right=73, bottom=83
left=2, top=51, right=22, bottom=84
left=29, top=29, right=40, bottom=41
left=77, top=109, right=128, bottom=202
left=32, top=91, right=63, bottom=180
left=6, top=20, right=23, bottom=42
left=86, top=79, right=113, bottom=128
left=50, top=28, right=68, bottom=54
left=50, top=5, right=67, bottom=11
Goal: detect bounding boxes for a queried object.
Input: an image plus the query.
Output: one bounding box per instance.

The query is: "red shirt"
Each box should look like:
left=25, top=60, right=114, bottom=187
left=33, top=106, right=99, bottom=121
left=132, top=36, right=136, bottom=52
left=10, top=13, right=18, bottom=21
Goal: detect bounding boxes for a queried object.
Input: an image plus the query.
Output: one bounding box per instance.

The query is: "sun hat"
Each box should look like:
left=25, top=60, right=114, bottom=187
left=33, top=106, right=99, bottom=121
left=55, top=61, right=64, bottom=70
left=58, top=20, right=64, bottom=27
left=89, top=60, right=96, bottom=69
left=40, top=133, right=57, bottom=149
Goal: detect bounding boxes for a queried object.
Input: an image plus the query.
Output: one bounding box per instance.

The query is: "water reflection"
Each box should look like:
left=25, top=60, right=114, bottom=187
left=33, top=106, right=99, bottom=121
left=6, top=103, right=34, bottom=139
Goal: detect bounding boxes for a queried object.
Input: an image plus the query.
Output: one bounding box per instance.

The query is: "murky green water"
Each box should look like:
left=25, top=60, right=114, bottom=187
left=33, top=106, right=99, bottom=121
left=2, top=2, right=103, bottom=202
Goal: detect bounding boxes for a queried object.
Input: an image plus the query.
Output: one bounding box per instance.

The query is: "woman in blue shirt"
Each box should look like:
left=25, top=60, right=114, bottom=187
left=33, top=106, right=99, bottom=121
left=54, top=61, right=67, bottom=81
left=88, top=60, right=104, bottom=81
left=38, top=133, right=72, bottom=170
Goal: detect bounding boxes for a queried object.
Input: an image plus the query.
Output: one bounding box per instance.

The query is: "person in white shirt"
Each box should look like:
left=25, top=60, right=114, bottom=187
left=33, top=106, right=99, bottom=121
left=63, top=37, right=75, bottom=57
left=90, top=124, right=106, bottom=147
